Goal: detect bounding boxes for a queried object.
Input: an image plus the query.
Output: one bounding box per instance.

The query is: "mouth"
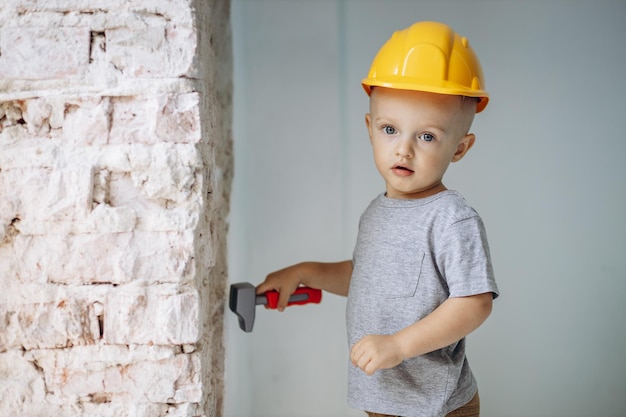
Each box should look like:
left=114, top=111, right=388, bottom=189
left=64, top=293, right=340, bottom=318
left=392, top=164, right=414, bottom=176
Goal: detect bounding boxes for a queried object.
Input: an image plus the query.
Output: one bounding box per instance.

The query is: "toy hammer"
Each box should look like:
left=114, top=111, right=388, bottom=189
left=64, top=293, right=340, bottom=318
left=229, top=282, right=322, bottom=332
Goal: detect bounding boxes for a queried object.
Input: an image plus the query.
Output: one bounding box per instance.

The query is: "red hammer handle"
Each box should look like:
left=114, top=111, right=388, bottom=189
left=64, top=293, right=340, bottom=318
left=263, top=287, right=322, bottom=309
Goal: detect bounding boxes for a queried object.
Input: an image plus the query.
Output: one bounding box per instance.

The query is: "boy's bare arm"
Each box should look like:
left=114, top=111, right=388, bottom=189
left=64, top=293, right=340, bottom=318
left=351, top=292, right=493, bottom=375
left=256, top=260, right=353, bottom=311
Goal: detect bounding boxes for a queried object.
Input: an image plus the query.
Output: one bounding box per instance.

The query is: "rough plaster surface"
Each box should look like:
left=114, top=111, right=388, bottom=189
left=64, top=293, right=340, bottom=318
left=0, top=1, right=232, bottom=416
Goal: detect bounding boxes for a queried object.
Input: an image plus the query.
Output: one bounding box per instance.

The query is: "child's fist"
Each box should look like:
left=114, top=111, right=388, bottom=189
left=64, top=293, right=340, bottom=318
left=350, top=334, right=405, bottom=375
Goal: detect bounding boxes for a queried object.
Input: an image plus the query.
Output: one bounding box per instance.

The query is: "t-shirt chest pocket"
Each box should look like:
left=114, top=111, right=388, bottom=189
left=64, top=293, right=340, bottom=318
left=375, top=244, right=425, bottom=299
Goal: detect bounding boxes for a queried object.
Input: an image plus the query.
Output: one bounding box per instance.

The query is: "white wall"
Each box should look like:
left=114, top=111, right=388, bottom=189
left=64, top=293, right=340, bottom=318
left=226, top=1, right=626, bottom=416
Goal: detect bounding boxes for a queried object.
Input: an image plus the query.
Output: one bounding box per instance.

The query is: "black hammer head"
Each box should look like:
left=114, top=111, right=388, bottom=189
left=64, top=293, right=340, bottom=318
left=229, top=282, right=257, bottom=332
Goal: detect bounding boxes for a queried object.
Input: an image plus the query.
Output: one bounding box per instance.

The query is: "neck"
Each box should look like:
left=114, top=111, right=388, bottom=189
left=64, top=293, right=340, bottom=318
left=388, top=182, right=448, bottom=200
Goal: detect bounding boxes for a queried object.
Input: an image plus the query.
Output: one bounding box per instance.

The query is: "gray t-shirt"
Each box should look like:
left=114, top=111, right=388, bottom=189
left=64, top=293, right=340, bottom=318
left=346, top=191, right=499, bottom=417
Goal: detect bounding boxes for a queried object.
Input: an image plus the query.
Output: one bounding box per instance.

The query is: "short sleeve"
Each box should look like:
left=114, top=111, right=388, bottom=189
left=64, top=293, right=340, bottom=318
left=437, top=216, right=499, bottom=299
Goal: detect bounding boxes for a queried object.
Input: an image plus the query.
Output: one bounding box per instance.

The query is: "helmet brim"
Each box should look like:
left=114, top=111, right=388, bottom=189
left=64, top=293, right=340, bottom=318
left=362, top=78, right=489, bottom=113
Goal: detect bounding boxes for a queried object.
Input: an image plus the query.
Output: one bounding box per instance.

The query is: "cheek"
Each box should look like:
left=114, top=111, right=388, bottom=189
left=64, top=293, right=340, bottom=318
left=420, top=149, right=452, bottom=175
left=429, top=143, right=457, bottom=165
left=432, top=157, right=454, bottom=177
left=371, top=142, right=390, bottom=171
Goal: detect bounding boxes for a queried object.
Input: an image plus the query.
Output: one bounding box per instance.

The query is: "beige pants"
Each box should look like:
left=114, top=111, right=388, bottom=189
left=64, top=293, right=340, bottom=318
left=366, top=391, right=480, bottom=417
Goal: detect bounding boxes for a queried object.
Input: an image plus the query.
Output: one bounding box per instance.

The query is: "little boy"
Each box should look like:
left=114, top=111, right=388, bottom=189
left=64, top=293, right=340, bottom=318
left=256, top=21, right=499, bottom=417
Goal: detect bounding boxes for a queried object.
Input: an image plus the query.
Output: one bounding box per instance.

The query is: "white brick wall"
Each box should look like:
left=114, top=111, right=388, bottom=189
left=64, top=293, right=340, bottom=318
left=0, top=1, right=232, bottom=416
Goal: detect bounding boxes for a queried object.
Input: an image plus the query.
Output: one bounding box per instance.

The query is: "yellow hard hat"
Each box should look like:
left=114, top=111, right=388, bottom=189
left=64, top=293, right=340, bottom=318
left=362, top=21, right=489, bottom=113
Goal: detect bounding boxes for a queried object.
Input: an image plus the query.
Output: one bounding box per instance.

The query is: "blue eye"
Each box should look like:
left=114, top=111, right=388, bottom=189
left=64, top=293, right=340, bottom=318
left=419, top=133, right=435, bottom=142
left=383, top=125, right=397, bottom=135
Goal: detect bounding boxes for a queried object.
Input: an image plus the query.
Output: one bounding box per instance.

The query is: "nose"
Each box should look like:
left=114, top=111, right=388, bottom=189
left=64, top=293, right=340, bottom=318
left=395, top=138, right=413, bottom=159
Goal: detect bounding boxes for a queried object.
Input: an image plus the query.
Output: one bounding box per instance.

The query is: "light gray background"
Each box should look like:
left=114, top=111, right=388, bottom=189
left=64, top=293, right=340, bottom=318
left=225, top=1, right=626, bottom=416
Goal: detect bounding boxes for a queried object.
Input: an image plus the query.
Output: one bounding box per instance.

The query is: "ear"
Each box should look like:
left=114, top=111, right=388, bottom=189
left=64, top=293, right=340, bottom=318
left=365, top=113, right=373, bottom=143
left=451, top=133, right=476, bottom=162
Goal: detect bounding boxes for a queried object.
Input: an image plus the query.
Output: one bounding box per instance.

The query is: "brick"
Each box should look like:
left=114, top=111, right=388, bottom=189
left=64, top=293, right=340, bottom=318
left=0, top=167, right=92, bottom=225
left=27, top=344, right=178, bottom=370
left=0, top=101, right=30, bottom=142
left=63, top=97, right=112, bottom=145
left=1, top=1, right=196, bottom=27
left=108, top=96, right=159, bottom=144
left=0, top=299, right=100, bottom=352
left=80, top=401, right=174, bottom=417
left=1, top=231, right=195, bottom=285
left=0, top=350, right=47, bottom=412
left=0, top=28, right=90, bottom=80
left=126, top=144, right=201, bottom=202
left=26, top=345, right=201, bottom=404
left=0, top=344, right=202, bottom=416
left=40, top=168, right=93, bottom=221
left=0, top=142, right=203, bottom=236
left=108, top=93, right=201, bottom=144
left=0, top=94, right=201, bottom=145
left=104, top=286, right=199, bottom=344
left=155, top=93, right=201, bottom=143
left=20, top=97, right=58, bottom=136
left=107, top=25, right=196, bottom=78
